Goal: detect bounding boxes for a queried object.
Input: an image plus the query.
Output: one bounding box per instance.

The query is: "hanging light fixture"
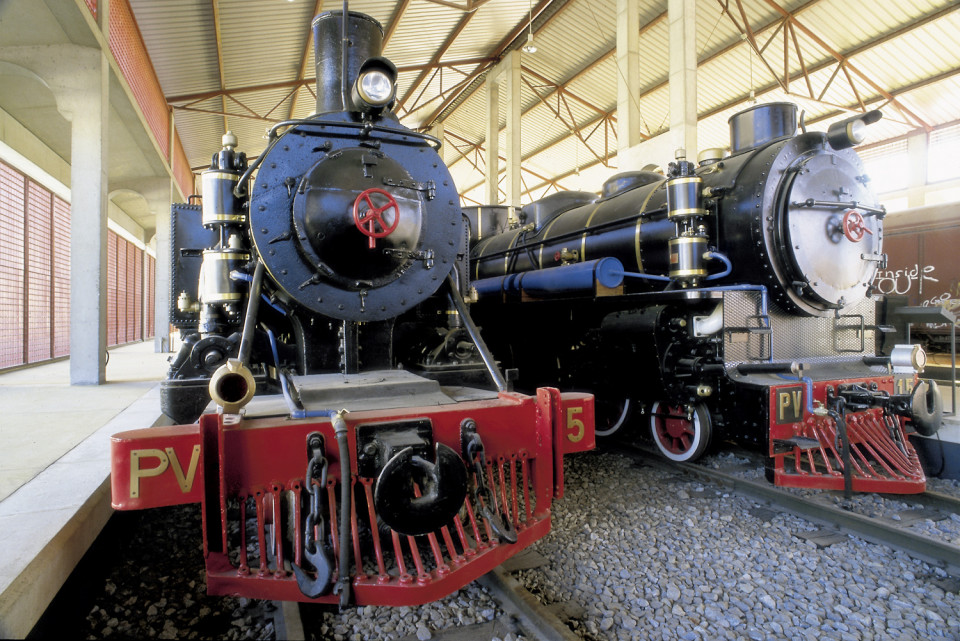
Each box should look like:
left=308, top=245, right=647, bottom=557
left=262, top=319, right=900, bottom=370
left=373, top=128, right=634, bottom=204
left=522, top=0, right=537, bottom=53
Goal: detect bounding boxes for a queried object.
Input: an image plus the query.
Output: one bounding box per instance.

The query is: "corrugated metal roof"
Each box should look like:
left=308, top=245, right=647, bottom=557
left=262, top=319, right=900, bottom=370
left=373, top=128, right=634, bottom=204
left=129, top=0, right=219, bottom=96
left=126, top=0, right=960, bottom=198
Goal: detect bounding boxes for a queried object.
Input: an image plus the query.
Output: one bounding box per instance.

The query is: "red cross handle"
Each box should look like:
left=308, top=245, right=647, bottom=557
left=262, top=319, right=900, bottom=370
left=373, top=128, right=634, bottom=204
left=353, top=188, right=400, bottom=249
left=842, top=209, right=873, bottom=243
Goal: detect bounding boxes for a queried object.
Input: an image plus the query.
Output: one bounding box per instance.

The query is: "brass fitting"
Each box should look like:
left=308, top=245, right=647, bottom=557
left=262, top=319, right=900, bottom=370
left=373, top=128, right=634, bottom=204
left=209, top=358, right=256, bottom=415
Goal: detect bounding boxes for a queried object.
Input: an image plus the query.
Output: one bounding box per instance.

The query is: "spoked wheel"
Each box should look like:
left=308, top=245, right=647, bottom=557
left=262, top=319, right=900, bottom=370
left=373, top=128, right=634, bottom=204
left=595, top=397, right=633, bottom=437
left=648, top=402, right=712, bottom=462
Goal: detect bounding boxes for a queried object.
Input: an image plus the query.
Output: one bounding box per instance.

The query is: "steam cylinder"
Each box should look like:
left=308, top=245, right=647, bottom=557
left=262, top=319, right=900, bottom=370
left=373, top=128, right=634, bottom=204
left=312, top=11, right=384, bottom=114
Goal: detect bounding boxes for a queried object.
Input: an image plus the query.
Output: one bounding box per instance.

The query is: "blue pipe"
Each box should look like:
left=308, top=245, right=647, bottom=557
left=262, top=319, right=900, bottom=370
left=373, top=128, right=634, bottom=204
left=615, top=269, right=672, bottom=282
left=474, top=258, right=626, bottom=298
left=616, top=250, right=732, bottom=283
left=777, top=372, right=816, bottom=415
left=704, top=251, right=733, bottom=280
left=267, top=328, right=337, bottom=419
left=231, top=270, right=287, bottom=315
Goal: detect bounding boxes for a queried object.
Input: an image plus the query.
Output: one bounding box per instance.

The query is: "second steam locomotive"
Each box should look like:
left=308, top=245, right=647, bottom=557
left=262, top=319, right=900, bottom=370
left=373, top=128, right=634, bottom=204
left=470, top=102, right=942, bottom=494
left=110, top=10, right=594, bottom=608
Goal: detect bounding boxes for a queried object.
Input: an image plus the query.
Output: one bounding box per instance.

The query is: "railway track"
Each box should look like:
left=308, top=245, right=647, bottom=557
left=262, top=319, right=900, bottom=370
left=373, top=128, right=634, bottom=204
left=478, top=561, right=583, bottom=641
left=617, top=442, right=960, bottom=577
left=293, top=557, right=582, bottom=641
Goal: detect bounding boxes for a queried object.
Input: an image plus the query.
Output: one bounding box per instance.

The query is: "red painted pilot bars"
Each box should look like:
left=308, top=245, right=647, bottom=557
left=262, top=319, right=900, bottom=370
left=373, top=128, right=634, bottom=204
left=768, top=377, right=927, bottom=493
left=111, top=389, right=595, bottom=605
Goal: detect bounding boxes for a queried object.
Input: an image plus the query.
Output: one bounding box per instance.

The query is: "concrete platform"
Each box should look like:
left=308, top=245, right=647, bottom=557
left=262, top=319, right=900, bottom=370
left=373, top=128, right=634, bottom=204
left=0, top=342, right=169, bottom=638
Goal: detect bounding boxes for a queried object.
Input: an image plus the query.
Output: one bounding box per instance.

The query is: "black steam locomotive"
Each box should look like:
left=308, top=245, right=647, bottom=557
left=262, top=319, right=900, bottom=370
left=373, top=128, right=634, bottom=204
left=111, top=10, right=593, bottom=607
left=469, top=102, right=942, bottom=494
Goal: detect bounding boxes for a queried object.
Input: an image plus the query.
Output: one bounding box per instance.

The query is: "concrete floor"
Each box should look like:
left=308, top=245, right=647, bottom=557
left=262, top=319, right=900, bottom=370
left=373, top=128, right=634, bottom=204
left=0, top=341, right=171, bottom=638
left=0, top=342, right=170, bottom=502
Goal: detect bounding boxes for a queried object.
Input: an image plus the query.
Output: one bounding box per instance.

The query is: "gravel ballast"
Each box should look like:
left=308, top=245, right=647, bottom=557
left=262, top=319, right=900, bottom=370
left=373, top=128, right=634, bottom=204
left=40, top=449, right=960, bottom=640
left=518, top=450, right=960, bottom=641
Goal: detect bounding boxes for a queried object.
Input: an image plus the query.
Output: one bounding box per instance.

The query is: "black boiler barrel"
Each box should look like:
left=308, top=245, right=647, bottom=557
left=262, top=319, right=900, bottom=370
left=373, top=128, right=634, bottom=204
left=471, top=178, right=674, bottom=281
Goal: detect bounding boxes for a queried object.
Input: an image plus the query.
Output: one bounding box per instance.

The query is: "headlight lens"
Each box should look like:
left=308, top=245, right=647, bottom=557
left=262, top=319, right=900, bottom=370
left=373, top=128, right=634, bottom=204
left=358, top=70, right=394, bottom=105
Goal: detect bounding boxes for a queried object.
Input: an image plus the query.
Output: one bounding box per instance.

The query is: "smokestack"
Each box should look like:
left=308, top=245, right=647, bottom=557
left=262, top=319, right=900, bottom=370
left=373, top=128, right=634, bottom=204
left=311, top=11, right=384, bottom=115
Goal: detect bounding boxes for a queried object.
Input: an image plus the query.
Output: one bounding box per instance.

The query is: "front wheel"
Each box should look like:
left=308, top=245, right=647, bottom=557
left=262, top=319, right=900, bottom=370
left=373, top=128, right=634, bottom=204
left=649, top=402, right=712, bottom=462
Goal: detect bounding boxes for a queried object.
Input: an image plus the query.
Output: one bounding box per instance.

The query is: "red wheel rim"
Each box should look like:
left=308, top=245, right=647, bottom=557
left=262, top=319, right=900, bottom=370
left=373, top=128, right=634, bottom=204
left=842, top=209, right=872, bottom=243
left=652, top=404, right=695, bottom=455
left=353, top=188, right=400, bottom=249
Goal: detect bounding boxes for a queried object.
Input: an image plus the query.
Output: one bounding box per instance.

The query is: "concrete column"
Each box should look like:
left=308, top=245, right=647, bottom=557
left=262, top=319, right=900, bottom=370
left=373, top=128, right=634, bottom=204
left=906, top=131, right=928, bottom=209
left=427, top=121, right=444, bottom=149
left=0, top=45, right=112, bottom=383
left=668, top=0, right=698, bottom=160
left=152, top=110, right=178, bottom=354
left=485, top=73, right=500, bottom=205
left=617, top=0, right=643, bottom=162
left=503, top=51, right=522, bottom=210
left=67, top=51, right=110, bottom=384
left=153, top=206, right=171, bottom=352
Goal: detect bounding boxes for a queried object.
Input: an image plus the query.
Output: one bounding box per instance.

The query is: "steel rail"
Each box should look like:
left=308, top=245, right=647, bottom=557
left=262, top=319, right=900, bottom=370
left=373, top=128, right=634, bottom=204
left=618, top=444, right=960, bottom=576
left=274, top=601, right=305, bottom=641
left=907, top=490, right=960, bottom=517
left=478, top=567, right=580, bottom=641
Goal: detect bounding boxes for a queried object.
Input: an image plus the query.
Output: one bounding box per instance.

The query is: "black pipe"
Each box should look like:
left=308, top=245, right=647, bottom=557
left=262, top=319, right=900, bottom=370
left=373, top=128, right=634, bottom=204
left=445, top=272, right=507, bottom=392
left=332, top=411, right=352, bottom=608
left=237, top=260, right=265, bottom=365
left=340, top=0, right=349, bottom=111
left=828, top=399, right=853, bottom=498
left=266, top=118, right=442, bottom=148
left=736, top=361, right=798, bottom=375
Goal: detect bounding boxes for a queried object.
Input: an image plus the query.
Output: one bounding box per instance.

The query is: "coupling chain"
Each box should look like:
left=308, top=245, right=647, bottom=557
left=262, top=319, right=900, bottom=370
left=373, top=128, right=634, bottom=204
left=304, top=433, right=328, bottom=551
left=463, top=425, right=518, bottom=544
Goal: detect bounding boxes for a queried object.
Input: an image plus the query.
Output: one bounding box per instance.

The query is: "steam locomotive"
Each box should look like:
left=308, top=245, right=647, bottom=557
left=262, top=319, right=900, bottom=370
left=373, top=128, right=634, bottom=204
left=110, top=10, right=594, bottom=607
left=469, top=102, right=942, bottom=494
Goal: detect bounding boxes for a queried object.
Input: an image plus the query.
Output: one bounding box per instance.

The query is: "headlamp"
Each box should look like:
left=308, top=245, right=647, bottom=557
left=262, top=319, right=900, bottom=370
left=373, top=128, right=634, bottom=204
left=358, top=69, right=394, bottom=105
left=352, top=57, right=398, bottom=113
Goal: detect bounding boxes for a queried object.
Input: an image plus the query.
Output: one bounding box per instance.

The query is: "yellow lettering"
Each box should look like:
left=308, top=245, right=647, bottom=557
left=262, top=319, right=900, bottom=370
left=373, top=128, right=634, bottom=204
left=165, top=445, right=201, bottom=493
left=896, top=377, right=909, bottom=395
left=566, top=406, right=585, bottom=443
left=130, top=449, right=169, bottom=499
left=792, top=390, right=803, bottom=419
left=778, top=392, right=791, bottom=421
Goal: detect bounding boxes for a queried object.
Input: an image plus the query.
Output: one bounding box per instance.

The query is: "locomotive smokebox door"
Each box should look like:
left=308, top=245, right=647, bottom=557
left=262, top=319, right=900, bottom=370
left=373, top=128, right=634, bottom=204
left=291, top=149, right=424, bottom=286
left=357, top=419, right=468, bottom=536
left=777, top=151, right=882, bottom=313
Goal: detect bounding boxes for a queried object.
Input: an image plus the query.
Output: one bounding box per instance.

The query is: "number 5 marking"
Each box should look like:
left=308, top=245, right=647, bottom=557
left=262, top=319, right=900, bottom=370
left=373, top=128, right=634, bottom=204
left=566, top=406, right=585, bottom=443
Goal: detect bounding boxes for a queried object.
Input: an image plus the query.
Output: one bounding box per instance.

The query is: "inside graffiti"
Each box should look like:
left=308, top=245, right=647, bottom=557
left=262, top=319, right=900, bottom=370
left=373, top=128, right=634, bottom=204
left=874, top=264, right=959, bottom=328
left=873, top=263, right=938, bottom=296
